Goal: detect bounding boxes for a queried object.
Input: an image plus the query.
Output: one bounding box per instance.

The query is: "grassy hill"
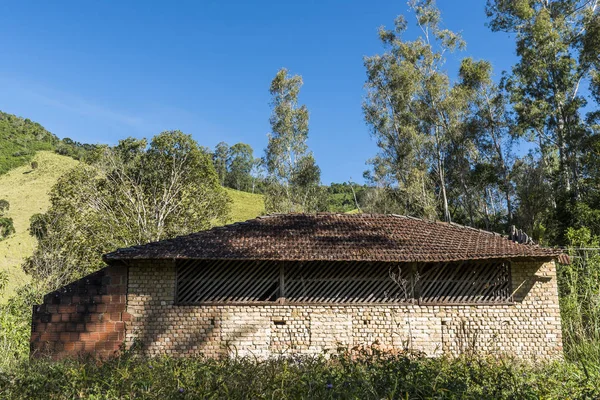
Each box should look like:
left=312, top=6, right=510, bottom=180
left=224, top=188, right=265, bottom=223
left=0, top=112, right=59, bottom=175
left=0, top=151, right=79, bottom=298
left=0, top=110, right=98, bottom=177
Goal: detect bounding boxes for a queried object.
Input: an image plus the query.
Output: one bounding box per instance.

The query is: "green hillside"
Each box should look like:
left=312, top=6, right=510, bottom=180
left=0, top=112, right=59, bottom=175
left=0, top=151, right=79, bottom=298
left=224, top=188, right=265, bottom=223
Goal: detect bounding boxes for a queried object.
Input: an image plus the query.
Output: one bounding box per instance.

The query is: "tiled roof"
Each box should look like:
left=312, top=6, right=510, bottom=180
left=102, top=213, right=563, bottom=263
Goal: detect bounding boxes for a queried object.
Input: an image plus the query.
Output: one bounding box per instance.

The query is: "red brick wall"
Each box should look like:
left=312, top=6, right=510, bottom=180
left=30, top=265, right=130, bottom=359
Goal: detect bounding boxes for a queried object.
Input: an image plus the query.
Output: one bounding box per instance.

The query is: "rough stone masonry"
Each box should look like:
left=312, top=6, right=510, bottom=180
left=31, top=259, right=563, bottom=359
left=31, top=213, right=564, bottom=360
left=124, top=260, right=562, bottom=359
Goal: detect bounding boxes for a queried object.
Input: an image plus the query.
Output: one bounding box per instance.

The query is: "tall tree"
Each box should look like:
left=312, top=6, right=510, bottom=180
left=458, top=58, right=516, bottom=229
left=487, top=0, right=600, bottom=241
left=363, top=0, right=467, bottom=222
left=250, top=157, right=265, bottom=194
left=213, top=141, right=229, bottom=186
left=226, top=143, right=254, bottom=191
left=264, top=68, right=324, bottom=213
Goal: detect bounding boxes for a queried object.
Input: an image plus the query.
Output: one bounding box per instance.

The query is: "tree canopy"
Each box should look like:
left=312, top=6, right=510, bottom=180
left=25, top=131, right=230, bottom=287
left=362, top=0, right=600, bottom=244
left=264, top=68, right=325, bottom=213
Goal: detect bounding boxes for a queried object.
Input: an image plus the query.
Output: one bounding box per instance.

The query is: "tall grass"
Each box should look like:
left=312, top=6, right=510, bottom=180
left=1, top=349, right=599, bottom=399
left=557, top=228, right=600, bottom=371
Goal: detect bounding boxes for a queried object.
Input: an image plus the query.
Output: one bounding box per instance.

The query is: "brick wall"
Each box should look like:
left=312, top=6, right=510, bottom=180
left=125, top=260, right=563, bottom=359
left=30, top=265, right=129, bottom=359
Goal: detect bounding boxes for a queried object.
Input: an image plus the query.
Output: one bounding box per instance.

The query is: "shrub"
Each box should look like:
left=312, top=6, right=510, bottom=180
left=0, top=199, right=8, bottom=216
left=28, top=213, right=48, bottom=241
left=0, top=217, right=15, bottom=240
left=0, top=284, right=40, bottom=371
left=0, top=351, right=598, bottom=399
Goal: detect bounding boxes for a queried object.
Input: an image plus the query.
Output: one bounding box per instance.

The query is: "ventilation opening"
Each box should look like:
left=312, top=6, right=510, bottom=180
left=419, top=261, right=511, bottom=304
left=176, top=260, right=280, bottom=304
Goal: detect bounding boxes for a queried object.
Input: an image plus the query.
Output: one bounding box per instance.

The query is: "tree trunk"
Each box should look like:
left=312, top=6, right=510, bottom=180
left=438, top=155, right=450, bottom=222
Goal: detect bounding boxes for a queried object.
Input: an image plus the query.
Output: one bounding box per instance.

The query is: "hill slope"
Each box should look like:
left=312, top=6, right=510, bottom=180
left=0, top=151, right=79, bottom=298
left=0, top=112, right=58, bottom=174
left=225, top=188, right=265, bottom=223
left=0, top=154, right=264, bottom=300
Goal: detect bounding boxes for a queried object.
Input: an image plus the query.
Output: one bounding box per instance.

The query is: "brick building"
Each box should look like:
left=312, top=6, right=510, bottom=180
left=30, top=213, right=564, bottom=359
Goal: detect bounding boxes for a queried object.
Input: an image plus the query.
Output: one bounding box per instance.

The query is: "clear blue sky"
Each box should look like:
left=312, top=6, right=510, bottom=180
left=0, top=0, right=517, bottom=184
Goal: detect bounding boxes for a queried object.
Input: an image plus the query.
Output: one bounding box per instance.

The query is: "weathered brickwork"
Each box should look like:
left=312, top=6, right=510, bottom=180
left=30, top=265, right=130, bottom=359
left=125, top=260, right=563, bottom=359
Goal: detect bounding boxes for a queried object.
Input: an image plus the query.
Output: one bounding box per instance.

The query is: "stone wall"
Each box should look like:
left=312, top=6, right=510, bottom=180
left=30, top=265, right=129, bottom=359
left=125, top=260, right=563, bottom=359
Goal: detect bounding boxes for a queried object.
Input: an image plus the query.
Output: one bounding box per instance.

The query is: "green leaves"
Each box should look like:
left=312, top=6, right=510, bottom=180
left=25, top=131, right=230, bottom=289
left=0, top=200, right=14, bottom=240
left=265, top=68, right=324, bottom=213
left=0, top=218, right=15, bottom=241
left=0, top=200, right=9, bottom=216
left=363, top=0, right=472, bottom=222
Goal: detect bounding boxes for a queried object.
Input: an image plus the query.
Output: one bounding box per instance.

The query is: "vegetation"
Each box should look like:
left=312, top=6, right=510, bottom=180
left=0, top=0, right=599, bottom=397
left=558, top=227, right=600, bottom=363
left=0, top=151, right=263, bottom=302
left=0, top=111, right=98, bottom=175
left=0, top=218, right=15, bottom=241
left=264, top=68, right=326, bottom=213
left=0, top=200, right=15, bottom=241
left=211, top=141, right=263, bottom=193
left=0, top=111, right=57, bottom=174
left=1, top=349, right=599, bottom=399
left=363, top=0, right=600, bottom=244
left=224, top=188, right=265, bottom=223
left=327, top=182, right=366, bottom=213
left=25, top=132, right=230, bottom=289
left=0, top=151, right=79, bottom=299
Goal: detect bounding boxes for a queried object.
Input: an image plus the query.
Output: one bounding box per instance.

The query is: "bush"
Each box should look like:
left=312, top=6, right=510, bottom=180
left=558, top=227, right=600, bottom=369
left=0, top=199, right=8, bottom=216
left=0, top=350, right=598, bottom=399
left=0, top=284, right=40, bottom=371
left=0, top=217, right=15, bottom=240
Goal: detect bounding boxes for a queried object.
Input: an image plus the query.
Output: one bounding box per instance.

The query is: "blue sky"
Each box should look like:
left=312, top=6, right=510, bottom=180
left=0, top=1, right=518, bottom=184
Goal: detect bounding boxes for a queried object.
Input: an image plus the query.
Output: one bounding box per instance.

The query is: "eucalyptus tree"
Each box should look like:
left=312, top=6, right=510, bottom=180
left=458, top=58, right=516, bottom=228
left=264, top=68, right=324, bottom=213
left=250, top=157, right=265, bottom=194
left=363, top=0, right=468, bottom=222
left=486, top=0, right=599, bottom=202
left=226, top=142, right=254, bottom=191
left=213, top=141, right=229, bottom=186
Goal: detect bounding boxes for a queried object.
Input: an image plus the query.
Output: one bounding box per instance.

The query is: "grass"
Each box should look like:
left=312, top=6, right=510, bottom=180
left=0, top=151, right=79, bottom=300
left=224, top=187, right=265, bottom=223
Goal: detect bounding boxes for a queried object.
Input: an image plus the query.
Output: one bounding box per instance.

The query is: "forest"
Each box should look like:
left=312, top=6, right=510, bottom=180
left=1, top=0, right=600, bottom=398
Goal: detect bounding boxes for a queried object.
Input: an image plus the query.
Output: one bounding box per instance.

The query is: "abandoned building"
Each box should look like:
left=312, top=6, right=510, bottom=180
left=30, top=213, right=564, bottom=359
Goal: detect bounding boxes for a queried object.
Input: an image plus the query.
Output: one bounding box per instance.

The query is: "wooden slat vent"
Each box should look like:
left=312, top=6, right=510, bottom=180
left=419, top=261, right=511, bottom=304
left=176, top=259, right=279, bottom=304
left=285, top=261, right=413, bottom=303
left=175, top=260, right=512, bottom=305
